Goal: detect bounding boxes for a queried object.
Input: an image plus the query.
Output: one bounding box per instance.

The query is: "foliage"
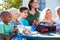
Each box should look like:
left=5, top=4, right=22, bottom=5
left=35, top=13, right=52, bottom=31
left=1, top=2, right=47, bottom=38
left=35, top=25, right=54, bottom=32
left=0, top=0, right=22, bottom=10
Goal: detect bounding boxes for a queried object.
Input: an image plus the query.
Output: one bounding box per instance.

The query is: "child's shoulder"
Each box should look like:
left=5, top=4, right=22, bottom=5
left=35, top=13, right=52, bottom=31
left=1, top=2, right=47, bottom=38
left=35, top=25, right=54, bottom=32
left=18, top=17, right=21, bottom=20
left=0, top=21, right=5, bottom=28
left=0, top=21, right=4, bottom=25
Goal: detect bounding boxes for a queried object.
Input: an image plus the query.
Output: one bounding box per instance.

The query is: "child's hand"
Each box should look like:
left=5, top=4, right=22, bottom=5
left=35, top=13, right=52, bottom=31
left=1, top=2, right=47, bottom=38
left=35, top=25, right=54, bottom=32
left=25, top=29, right=30, bottom=34
left=46, top=22, right=51, bottom=24
left=13, top=27, right=18, bottom=32
left=0, top=34, right=6, bottom=40
left=6, top=36, right=11, bottom=40
left=46, top=21, right=52, bottom=24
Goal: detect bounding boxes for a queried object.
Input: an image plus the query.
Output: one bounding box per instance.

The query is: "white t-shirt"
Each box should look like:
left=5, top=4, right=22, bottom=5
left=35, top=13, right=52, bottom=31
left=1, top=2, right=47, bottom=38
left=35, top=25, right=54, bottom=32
left=54, top=18, right=60, bottom=27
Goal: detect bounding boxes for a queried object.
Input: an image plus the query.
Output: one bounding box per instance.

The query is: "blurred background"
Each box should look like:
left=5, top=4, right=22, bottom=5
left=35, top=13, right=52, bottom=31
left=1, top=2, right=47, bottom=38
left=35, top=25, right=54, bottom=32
left=0, top=0, right=60, bottom=18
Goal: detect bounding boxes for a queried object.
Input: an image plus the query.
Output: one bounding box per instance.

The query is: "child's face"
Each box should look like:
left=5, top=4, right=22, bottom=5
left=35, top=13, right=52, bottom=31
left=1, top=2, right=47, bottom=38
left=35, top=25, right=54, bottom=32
left=45, top=10, right=52, bottom=19
left=20, top=10, right=28, bottom=18
left=2, top=13, right=12, bottom=23
left=57, top=9, right=60, bottom=17
left=12, top=13, right=20, bottom=19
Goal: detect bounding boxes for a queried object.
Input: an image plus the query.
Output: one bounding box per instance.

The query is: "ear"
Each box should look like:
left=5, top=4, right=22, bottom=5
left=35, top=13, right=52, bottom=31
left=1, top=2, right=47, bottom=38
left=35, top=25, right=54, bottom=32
left=1, top=16, right=4, bottom=18
left=20, top=12, right=22, bottom=16
left=1, top=16, right=5, bottom=20
left=30, top=3, right=32, bottom=5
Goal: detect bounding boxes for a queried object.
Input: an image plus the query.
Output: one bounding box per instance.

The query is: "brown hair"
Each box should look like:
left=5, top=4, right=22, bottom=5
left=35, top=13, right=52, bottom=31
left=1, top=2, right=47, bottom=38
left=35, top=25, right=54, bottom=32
left=28, top=0, right=36, bottom=11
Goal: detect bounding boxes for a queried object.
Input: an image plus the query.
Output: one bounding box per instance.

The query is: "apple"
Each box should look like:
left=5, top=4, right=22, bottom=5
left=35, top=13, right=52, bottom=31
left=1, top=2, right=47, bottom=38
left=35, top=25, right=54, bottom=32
left=33, top=20, right=39, bottom=27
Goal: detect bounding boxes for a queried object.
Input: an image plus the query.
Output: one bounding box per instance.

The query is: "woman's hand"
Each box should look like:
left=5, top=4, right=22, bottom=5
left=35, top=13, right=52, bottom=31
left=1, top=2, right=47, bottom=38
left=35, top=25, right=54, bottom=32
left=33, top=20, right=39, bottom=27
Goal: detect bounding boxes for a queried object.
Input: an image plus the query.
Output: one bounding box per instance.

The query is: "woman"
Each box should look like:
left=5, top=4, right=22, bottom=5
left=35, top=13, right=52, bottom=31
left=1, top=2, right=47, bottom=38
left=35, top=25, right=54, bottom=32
left=26, top=0, right=40, bottom=26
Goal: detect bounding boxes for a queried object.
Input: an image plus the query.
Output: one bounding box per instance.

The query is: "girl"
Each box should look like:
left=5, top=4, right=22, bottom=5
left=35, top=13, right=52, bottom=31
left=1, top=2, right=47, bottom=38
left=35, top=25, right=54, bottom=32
left=9, top=8, right=20, bottom=29
left=41, top=8, right=54, bottom=24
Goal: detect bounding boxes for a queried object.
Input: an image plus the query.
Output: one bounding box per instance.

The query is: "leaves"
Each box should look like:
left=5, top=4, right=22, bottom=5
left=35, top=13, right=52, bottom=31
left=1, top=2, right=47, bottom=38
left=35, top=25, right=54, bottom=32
left=8, top=0, right=22, bottom=9
left=0, top=0, right=22, bottom=10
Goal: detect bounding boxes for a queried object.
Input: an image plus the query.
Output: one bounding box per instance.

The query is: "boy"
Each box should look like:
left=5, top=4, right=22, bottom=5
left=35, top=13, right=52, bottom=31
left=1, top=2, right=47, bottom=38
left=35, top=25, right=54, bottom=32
left=18, top=7, right=29, bottom=26
left=0, top=11, right=13, bottom=40
left=10, top=8, right=28, bottom=40
left=54, top=7, right=60, bottom=27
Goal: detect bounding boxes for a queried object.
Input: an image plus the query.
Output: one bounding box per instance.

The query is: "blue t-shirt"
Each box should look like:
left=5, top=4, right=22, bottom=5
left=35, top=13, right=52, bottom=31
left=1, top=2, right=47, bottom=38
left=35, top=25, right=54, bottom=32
left=18, top=17, right=29, bottom=26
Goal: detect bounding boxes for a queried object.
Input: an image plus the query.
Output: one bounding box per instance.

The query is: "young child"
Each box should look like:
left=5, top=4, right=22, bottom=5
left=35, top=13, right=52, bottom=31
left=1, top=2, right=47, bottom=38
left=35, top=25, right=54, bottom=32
left=41, top=8, right=54, bottom=24
left=9, top=8, right=27, bottom=40
left=54, top=6, right=60, bottom=27
left=9, top=8, right=21, bottom=37
left=9, top=8, right=20, bottom=29
left=0, top=11, right=13, bottom=40
left=18, top=7, right=29, bottom=26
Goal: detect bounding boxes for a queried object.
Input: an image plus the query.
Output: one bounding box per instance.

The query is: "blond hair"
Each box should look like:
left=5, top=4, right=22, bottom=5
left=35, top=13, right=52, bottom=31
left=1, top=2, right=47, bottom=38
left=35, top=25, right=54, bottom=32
left=8, top=8, right=20, bottom=19
left=41, top=8, right=53, bottom=21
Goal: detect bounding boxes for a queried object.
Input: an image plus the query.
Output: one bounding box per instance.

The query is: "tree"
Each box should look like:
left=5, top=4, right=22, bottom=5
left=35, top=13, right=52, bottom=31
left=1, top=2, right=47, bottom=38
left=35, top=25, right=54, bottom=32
left=8, top=0, right=22, bottom=9
left=0, top=0, right=22, bottom=10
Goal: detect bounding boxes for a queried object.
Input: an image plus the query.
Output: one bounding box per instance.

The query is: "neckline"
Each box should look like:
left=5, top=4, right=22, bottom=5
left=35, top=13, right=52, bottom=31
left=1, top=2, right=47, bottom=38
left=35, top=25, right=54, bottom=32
left=29, top=11, right=37, bottom=16
left=19, top=17, right=26, bottom=21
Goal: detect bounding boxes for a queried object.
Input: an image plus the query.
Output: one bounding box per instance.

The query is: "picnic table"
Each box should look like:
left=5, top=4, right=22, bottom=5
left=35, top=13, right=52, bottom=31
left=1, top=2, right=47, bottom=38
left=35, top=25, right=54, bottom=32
left=21, top=27, right=60, bottom=40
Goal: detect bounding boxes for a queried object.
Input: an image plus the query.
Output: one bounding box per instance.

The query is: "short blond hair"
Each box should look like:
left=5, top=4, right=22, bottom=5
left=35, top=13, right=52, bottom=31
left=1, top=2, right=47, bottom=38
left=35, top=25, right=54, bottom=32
left=8, top=7, right=20, bottom=14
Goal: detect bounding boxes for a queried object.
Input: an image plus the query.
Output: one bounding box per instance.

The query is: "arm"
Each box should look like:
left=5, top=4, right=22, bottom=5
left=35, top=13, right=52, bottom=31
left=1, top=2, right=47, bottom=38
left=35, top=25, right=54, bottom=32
left=12, top=27, right=18, bottom=32
left=0, top=24, right=6, bottom=39
left=5, top=36, right=11, bottom=40
left=0, top=34, right=11, bottom=40
left=0, top=34, right=6, bottom=39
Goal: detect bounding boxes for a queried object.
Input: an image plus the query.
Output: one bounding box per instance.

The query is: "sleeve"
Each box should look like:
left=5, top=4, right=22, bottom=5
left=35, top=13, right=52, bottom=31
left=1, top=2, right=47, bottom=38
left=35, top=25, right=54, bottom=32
left=18, top=19, right=23, bottom=25
left=53, top=18, right=57, bottom=24
left=26, top=20, right=29, bottom=26
left=9, top=24, right=13, bottom=33
left=0, top=24, right=4, bottom=34
left=36, top=11, right=40, bottom=21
